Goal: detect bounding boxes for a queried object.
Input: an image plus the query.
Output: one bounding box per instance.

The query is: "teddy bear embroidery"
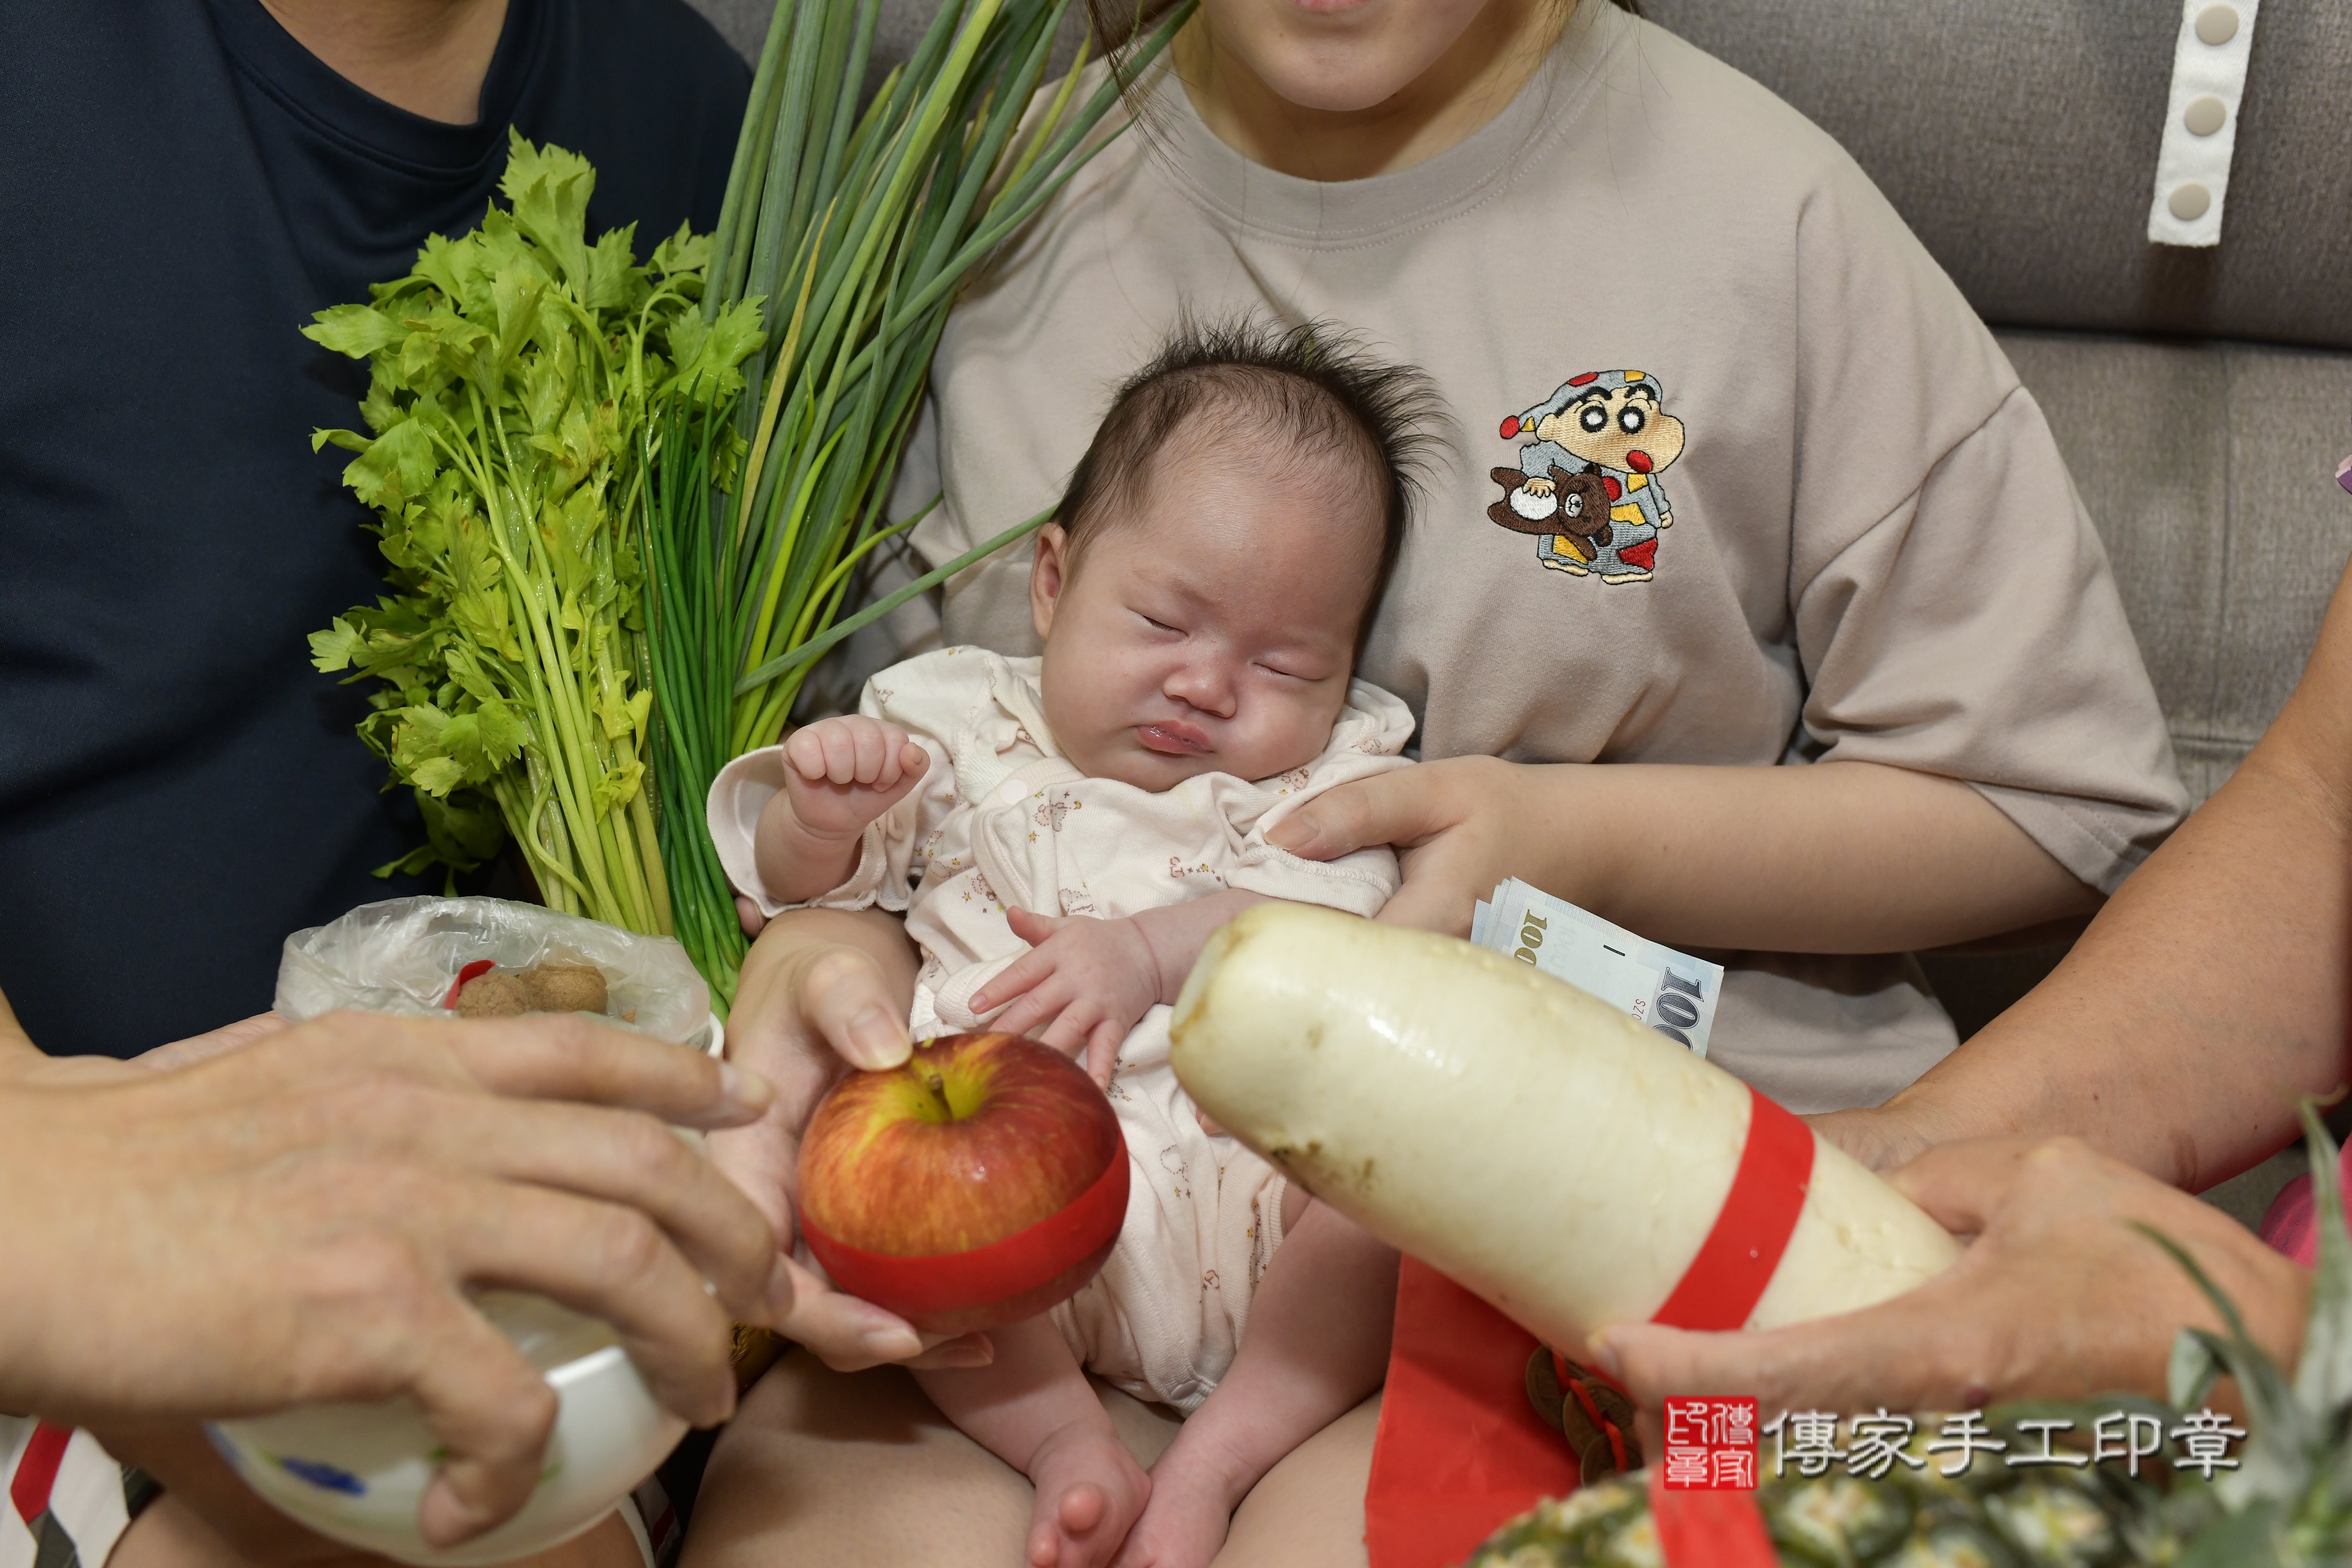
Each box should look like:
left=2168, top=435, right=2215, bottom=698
left=1488, top=369, right=1687, bottom=585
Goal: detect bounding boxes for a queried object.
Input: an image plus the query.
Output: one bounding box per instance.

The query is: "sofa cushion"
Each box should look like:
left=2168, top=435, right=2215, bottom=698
left=1642, top=0, right=2352, bottom=350
left=1995, top=329, right=2352, bottom=802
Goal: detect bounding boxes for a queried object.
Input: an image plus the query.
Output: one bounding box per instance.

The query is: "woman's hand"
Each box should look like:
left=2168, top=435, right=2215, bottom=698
left=1267, top=756, right=1521, bottom=934
left=1590, top=1137, right=2312, bottom=1420
left=0, top=1011, right=787, bottom=1547
left=1271, top=756, right=2096, bottom=953
left=712, top=907, right=996, bottom=1374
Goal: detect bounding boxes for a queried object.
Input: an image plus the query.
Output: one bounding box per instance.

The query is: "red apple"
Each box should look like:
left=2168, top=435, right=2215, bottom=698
left=795, top=1031, right=1129, bottom=1335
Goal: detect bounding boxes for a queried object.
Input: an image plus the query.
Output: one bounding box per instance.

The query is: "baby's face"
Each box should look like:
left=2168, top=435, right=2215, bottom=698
left=1029, top=438, right=1379, bottom=792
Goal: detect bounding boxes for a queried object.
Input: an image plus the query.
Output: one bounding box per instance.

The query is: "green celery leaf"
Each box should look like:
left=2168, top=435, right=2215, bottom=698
left=341, top=419, right=438, bottom=511
left=500, top=130, right=594, bottom=290
left=592, top=756, right=645, bottom=817
left=310, top=618, right=367, bottom=673
left=304, top=303, right=407, bottom=359
left=582, top=226, right=638, bottom=313
left=648, top=222, right=709, bottom=278
left=409, top=756, right=467, bottom=796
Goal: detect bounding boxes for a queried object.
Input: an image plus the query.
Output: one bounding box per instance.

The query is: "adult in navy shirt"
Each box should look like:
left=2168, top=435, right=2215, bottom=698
left=0, top=0, right=748, bottom=1059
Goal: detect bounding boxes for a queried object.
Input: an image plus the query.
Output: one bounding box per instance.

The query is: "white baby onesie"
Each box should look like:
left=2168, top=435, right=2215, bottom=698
left=709, top=646, right=1415, bottom=1410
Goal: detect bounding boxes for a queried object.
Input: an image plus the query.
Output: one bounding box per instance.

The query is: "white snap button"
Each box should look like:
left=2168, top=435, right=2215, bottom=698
left=2194, top=3, right=2239, bottom=46
left=2183, top=95, right=2227, bottom=136
left=2168, top=182, right=2213, bottom=221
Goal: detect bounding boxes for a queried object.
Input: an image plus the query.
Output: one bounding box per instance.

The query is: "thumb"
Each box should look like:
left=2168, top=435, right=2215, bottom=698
left=1006, top=906, right=1062, bottom=947
left=1265, top=771, right=1432, bottom=861
left=1594, top=1296, right=1954, bottom=1419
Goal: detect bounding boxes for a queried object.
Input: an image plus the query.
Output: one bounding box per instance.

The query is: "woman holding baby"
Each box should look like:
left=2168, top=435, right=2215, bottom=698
left=682, top=0, right=2186, bottom=1565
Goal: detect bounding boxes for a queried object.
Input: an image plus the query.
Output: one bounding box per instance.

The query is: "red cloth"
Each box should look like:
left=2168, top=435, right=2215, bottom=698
left=1648, top=1470, right=1778, bottom=1567
left=2259, top=1145, right=2339, bottom=1266
left=1364, top=1260, right=1578, bottom=1568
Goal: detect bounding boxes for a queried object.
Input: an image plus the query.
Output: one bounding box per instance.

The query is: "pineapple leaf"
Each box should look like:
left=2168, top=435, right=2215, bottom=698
left=2292, top=1100, right=2352, bottom=1414
left=2134, top=1222, right=2257, bottom=1346
left=2177, top=1495, right=2288, bottom=1567
left=2134, top=1226, right=2315, bottom=1502
left=2170, top=1327, right=2224, bottom=1412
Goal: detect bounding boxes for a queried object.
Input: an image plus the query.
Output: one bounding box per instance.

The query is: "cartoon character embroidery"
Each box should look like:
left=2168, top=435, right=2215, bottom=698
left=1489, top=369, right=1687, bottom=585
left=1489, top=464, right=1612, bottom=561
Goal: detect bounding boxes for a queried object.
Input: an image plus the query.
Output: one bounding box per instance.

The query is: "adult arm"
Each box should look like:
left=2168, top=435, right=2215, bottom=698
left=1268, top=754, right=2096, bottom=950
left=1816, top=558, right=2352, bottom=1183
left=0, top=1004, right=788, bottom=1547
left=709, top=905, right=995, bottom=1371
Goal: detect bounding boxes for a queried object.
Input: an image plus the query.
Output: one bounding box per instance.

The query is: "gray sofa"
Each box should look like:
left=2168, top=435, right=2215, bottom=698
left=685, top=0, right=2352, bottom=1212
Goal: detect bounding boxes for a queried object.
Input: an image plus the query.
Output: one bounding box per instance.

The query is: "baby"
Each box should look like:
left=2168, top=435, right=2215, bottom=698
left=710, top=319, right=1438, bottom=1568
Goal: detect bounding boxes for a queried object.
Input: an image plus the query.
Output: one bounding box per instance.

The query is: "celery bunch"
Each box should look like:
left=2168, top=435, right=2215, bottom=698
left=308, top=134, right=764, bottom=934
left=643, top=0, right=1191, bottom=1002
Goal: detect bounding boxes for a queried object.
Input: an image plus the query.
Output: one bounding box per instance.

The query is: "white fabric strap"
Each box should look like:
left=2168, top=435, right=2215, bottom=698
left=2147, top=0, right=2261, bottom=246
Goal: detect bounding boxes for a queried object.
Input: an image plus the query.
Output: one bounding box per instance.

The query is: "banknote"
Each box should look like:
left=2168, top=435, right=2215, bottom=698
left=1470, top=878, right=1724, bottom=1057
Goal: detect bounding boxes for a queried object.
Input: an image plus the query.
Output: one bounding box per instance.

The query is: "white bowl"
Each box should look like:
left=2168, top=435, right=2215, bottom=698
left=207, top=1011, right=730, bottom=1564
left=209, top=1293, right=685, bottom=1565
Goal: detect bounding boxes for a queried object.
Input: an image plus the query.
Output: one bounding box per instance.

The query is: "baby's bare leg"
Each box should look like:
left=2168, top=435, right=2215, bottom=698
left=1113, top=1193, right=1398, bottom=1568
left=916, top=1315, right=1152, bottom=1568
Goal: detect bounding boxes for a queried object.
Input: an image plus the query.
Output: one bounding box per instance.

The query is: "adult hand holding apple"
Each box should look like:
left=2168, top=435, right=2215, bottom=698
left=713, top=906, right=1002, bottom=1371
left=799, top=1032, right=1128, bottom=1335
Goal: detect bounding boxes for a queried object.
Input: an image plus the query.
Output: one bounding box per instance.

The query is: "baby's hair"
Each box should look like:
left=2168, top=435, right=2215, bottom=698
left=1054, top=315, right=1443, bottom=624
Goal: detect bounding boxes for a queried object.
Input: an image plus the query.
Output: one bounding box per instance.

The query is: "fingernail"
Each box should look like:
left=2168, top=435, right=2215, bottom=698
left=947, top=1334, right=995, bottom=1367
left=763, top=1258, right=797, bottom=1323
left=845, top=1009, right=909, bottom=1070
left=1587, top=1330, right=1623, bottom=1379
left=1266, top=818, right=1309, bottom=851
left=718, top=1061, right=774, bottom=1115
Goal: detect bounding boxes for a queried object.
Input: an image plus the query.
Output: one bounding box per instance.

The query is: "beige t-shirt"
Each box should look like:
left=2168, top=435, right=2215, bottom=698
left=845, top=4, right=2188, bottom=1113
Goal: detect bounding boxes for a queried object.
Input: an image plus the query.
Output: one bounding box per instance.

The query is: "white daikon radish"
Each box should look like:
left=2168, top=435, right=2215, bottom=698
left=1169, top=904, right=1959, bottom=1350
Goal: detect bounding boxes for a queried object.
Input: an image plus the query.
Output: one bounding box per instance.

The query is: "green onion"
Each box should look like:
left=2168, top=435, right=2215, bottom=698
left=643, top=0, right=1192, bottom=1003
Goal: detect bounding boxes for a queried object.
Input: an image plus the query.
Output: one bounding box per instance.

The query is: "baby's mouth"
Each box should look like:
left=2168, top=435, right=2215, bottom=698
left=1136, top=721, right=1211, bottom=756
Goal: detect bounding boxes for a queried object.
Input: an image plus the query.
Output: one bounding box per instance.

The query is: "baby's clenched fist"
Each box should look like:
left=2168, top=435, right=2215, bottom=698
left=782, top=716, right=931, bottom=842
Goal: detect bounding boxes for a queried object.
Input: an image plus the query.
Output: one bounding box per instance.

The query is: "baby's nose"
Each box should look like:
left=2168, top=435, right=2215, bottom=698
left=1166, top=660, right=1238, bottom=716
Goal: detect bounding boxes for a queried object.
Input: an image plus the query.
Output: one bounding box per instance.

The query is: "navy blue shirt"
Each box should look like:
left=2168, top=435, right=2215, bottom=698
left=0, top=0, right=748, bottom=1055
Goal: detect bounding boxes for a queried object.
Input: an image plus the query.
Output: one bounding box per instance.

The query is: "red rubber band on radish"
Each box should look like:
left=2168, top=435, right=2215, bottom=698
left=1648, top=1085, right=1814, bottom=1332
left=443, top=959, right=495, bottom=1008
left=799, top=1140, right=1130, bottom=1318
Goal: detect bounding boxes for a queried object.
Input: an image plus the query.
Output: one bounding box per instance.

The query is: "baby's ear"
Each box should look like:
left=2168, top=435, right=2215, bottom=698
left=1030, top=521, right=1072, bottom=639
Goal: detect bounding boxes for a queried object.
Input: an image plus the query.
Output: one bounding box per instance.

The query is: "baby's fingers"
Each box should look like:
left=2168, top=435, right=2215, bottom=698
left=971, top=952, right=1051, bottom=1017
left=814, top=724, right=863, bottom=785
left=987, top=980, right=1066, bottom=1040
left=782, top=726, right=829, bottom=780
left=1037, top=1001, right=1100, bottom=1059
left=1084, top=1019, right=1123, bottom=1089
left=848, top=719, right=891, bottom=785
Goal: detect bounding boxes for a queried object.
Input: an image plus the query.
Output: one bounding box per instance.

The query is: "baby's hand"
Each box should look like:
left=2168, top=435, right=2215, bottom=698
left=974, top=909, right=1162, bottom=1088
left=781, top=716, right=930, bottom=842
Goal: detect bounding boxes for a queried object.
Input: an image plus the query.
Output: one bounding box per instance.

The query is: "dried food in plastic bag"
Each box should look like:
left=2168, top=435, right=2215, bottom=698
left=276, top=896, right=711, bottom=1048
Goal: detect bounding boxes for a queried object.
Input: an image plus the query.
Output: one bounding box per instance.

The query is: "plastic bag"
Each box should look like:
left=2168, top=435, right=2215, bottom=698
left=276, top=896, right=712, bottom=1048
